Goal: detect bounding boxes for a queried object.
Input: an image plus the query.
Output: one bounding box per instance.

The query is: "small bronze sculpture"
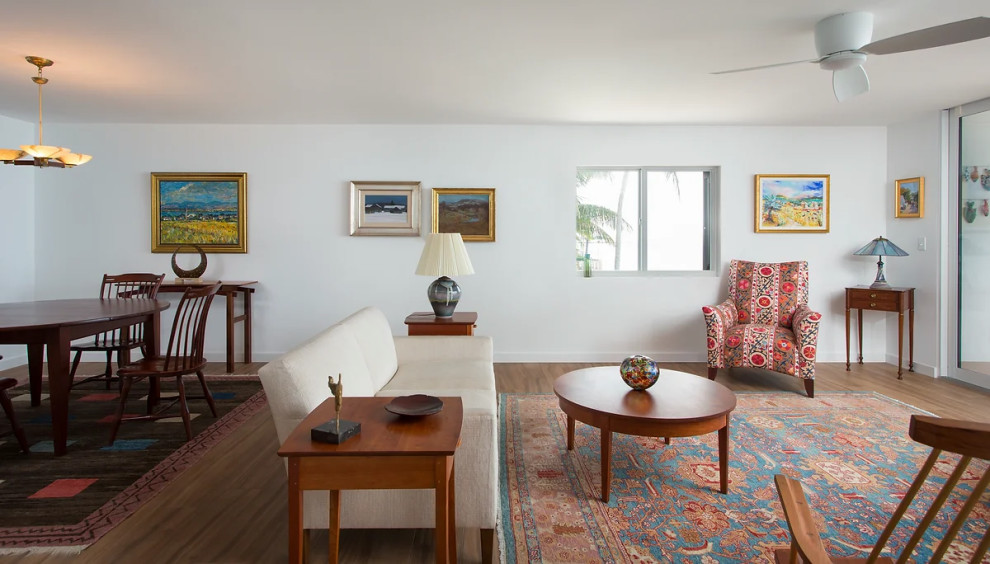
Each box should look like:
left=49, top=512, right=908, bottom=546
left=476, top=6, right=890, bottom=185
left=328, top=373, right=343, bottom=432
left=311, top=372, right=361, bottom=444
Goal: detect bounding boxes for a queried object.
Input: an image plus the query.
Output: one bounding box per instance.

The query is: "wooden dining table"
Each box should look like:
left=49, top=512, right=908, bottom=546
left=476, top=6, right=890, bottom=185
left=0, top=298, right=170, bottom=456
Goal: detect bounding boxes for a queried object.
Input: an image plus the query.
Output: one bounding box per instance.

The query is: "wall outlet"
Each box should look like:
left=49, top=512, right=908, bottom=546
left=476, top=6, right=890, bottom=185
left=918, top=237, right=927, bottom=251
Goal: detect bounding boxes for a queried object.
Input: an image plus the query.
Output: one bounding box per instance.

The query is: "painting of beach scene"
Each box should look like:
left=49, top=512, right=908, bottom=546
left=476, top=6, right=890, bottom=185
left=151, top=172, right=247, bottom=252
left=349, top=181, right=421, bottom=236
left=895, top=177, right=924, bottom=218
left=754, top=174, right=829, bottom=233
left=432, top=188, right=495, bottom=242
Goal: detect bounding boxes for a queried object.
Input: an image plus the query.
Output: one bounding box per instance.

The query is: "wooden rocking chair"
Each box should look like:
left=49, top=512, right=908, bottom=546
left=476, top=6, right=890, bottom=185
left=774, top=415, right=990, bottom=564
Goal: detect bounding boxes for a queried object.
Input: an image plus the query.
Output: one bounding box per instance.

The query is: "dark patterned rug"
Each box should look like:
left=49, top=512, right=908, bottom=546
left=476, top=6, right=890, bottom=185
left=0, top=375, right=266, bottom=553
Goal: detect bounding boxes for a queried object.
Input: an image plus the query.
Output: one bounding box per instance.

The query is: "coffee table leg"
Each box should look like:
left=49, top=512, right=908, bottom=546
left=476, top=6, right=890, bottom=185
left=329, top=489, right=341, bottom=564
left=719, top=419, right=729, bottom=494
left=601, top=422, right=612, bottom=503
left=566, top=415, right=575, bottom=450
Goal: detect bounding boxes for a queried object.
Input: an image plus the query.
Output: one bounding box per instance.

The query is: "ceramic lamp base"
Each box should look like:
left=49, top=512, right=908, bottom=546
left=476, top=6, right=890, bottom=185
left=427, top=276, right=461, bottom=318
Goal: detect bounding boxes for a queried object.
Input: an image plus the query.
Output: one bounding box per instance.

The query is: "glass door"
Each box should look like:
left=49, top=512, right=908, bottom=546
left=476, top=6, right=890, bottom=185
left=949, top=98, right=990, bottom=387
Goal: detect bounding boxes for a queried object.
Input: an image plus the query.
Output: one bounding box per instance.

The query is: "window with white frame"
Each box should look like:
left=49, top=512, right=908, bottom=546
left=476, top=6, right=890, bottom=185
left=575, top=167, right=717, bottom=273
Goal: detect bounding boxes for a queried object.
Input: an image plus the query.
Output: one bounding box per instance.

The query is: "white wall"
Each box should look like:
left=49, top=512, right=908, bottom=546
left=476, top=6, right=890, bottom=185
left=23, top=123, right=889, bottom=365
left=886, top=114, right=943, bottom=376
left=0, top=115, right=36, bottom=367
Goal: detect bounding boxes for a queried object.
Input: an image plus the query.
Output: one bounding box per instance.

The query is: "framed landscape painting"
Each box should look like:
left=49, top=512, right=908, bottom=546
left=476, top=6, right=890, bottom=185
left=350, top=181, right=421, bottom=236
left=432, top=188, right=495, bottom=242
left=895, top=177, right=924, bottom=218
left=151, top=172, right=247, bottom=253
left=754, top=174, right=829, bottom=233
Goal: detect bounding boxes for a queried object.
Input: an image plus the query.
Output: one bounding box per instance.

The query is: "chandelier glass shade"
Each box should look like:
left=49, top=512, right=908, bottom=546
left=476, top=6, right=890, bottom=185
left=0, top=56, right=91, bottom=168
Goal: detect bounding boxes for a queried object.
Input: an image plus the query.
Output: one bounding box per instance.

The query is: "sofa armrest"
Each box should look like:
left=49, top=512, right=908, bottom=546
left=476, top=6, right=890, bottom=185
left=792, top=305, right=822, bottom=361
left=393, top=335, right=494, bottom=364
left=702, top=299, right=737, bottom=368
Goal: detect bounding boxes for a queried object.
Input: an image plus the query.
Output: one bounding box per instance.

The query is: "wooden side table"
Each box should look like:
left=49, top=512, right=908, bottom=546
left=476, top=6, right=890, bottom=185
left=845, top=286, right=915, bottom=378
left=277, top=396, right=463, bottom=564
left=405, top=312, right=478, bottom=336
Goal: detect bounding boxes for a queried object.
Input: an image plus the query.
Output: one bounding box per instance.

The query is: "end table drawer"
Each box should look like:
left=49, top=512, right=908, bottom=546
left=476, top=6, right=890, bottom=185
left=848, top=291, right=898, bottom=311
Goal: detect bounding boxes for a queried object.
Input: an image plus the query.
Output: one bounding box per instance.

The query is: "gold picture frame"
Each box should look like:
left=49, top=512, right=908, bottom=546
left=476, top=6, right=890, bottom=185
left=349, top=181, right=421, bottom=236
left=895, top=177, right=924, bottom=218
left=754, top=174, right=829, bottom=233
left=432, top=188, right=496, bottom=242
left=151, top=172, right=247, bottom=253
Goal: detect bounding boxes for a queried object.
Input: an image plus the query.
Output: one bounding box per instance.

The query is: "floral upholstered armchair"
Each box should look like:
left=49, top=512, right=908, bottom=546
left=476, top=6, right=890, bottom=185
left=702, top=260, right=822, bottom=397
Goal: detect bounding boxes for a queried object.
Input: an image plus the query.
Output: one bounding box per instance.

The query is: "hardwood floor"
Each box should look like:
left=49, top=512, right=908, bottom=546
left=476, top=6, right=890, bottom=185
left=1, top=360, right=988, bottom=563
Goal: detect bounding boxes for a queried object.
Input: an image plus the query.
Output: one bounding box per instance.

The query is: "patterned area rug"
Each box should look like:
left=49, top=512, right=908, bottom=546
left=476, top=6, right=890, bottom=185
left=500, top=392, right=989, bottom=563
left=0, top=375, right=266, bottom=553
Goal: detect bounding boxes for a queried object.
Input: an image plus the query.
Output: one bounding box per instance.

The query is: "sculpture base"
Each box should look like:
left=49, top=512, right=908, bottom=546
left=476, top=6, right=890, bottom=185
left=311, top=420, right=361, bottom=444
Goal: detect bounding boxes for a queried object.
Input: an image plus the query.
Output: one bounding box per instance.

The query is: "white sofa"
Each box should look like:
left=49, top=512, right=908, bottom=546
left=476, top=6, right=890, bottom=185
left=258, top=306, right=497, bottom=559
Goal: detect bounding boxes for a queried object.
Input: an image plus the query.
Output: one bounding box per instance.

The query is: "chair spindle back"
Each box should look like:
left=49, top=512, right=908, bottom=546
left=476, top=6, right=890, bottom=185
left=93, top=273, right=165, bottom=347
left=162, top=283, right=221, bottom=372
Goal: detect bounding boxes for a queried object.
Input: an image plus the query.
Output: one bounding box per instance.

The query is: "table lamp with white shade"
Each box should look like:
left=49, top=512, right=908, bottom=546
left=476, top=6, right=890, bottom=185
left=415, top=233, right=474, bottom=317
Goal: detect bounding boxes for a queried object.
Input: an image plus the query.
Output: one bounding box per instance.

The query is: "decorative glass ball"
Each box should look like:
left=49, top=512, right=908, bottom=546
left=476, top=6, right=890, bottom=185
left=619, top=355, right=660, bottom=390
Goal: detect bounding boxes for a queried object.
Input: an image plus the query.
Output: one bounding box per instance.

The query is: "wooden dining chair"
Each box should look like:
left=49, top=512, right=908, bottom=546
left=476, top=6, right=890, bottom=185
left=108, top=282, right=221, bottom=444
left=69, top=273, right=165, bottom=388
left=0, top=356, right=30, bottom=453
left=774, top=415, right=990, bottom=564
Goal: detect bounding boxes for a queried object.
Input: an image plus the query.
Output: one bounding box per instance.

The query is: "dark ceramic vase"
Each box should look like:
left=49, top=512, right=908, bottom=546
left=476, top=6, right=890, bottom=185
left=427, top=276, right=461, bottom=318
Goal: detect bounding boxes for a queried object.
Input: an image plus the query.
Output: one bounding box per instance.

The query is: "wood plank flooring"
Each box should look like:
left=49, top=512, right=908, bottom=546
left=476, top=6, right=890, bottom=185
left=1, top=360, right=988, bottom=563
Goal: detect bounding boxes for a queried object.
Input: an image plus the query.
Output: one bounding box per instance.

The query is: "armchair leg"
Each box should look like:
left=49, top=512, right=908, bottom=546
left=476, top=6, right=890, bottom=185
left=481, top=528, right=495, bottom=564
left=707, top=367, right=718, bottom=381
left=804, top=379, right=814, bottom=398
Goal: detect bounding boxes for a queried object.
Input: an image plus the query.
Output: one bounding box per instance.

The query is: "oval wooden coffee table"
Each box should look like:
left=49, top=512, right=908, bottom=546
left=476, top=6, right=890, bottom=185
left=553, top=366, right=737, bottom=502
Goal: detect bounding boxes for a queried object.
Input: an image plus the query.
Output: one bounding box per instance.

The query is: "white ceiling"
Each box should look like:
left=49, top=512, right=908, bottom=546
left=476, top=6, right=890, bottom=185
left=0, top=1, right=987, bottom=127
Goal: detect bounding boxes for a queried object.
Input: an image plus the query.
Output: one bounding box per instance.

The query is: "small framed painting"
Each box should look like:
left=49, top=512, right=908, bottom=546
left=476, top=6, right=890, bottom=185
left=432, top=188, right=496, bottom=242
left=151, top=172, right=247, bottom=253
left=350, top=181, right=421, bottom=236
left=895, top=177, right=924, bottom=218
left=754, top=174, right=829, bottom=233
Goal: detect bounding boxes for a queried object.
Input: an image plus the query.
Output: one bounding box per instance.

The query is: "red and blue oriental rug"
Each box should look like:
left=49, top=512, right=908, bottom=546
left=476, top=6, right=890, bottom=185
left=499, top=392, right=989, bottom=563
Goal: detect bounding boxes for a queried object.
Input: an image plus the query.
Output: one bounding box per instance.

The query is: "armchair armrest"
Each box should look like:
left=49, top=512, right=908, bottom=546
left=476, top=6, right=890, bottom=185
left=792, top=305, right=822, bottom=361
left=393, top=335, right=494, bottom=364
left=701, top=299, right=737, bottom=368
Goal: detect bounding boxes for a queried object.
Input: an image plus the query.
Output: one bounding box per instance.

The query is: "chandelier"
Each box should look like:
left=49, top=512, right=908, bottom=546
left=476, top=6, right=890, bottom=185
left=0, top=56, right=91, bottom=168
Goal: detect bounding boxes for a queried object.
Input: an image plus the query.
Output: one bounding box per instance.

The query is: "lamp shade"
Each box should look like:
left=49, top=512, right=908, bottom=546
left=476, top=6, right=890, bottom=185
left=853, top=236, right=909, bottom=257
left=415, top=233, right=475, bottom=277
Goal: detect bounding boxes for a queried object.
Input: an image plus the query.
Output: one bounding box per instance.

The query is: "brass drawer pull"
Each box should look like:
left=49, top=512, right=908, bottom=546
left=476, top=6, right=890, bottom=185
left=870, top=293, right=877, bottom=298
left=870, top=302, right=877, bottom=307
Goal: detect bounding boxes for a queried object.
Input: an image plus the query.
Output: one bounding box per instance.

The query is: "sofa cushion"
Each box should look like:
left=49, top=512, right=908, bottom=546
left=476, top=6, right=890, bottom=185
left=339, top=307, right=399, bottom=392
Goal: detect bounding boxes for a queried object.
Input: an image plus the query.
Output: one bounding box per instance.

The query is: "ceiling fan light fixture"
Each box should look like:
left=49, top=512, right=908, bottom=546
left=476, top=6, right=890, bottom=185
left=0, top=56, right=91, bottom=169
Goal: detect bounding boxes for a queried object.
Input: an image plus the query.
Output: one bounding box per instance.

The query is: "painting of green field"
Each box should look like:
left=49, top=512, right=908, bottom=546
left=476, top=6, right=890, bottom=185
left=160, top=220, right=239, bottom=245
left=158, top=179, right=242, bottom=246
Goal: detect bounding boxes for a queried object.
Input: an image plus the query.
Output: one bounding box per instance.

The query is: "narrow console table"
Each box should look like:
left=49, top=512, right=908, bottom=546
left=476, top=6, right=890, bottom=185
left=405, top=312, right=477, bottom=336
left=159, top=280, right=257, bottom=373
left=845, top=286, right=914, bottom=378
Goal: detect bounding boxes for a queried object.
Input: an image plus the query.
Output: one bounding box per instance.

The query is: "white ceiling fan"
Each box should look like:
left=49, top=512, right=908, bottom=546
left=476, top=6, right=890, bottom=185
left=713, top=13, right=990, bottom=102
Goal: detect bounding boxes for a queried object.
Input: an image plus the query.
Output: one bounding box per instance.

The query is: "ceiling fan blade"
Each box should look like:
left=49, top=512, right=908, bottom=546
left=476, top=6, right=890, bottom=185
left=833, top=65, right=870, bottom=102
left=711, top=58, right=818, bottom=75
left=862, top=16, right=990, bottom=55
